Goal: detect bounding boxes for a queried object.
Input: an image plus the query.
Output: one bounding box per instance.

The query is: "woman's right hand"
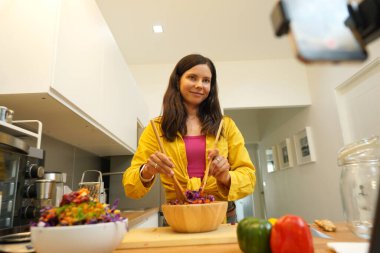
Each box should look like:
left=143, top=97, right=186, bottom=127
left=142, top=151, right=175, bottom=179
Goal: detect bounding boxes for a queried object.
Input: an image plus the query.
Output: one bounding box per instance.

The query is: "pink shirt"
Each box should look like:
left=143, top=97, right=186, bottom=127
left=183, top=135, right=206, bottom=178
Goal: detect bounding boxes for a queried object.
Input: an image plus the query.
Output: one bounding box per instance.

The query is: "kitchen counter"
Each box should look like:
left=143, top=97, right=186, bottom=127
left=121, top=207, right=159, bottom=229
left=311, top=222, right=368, bottom=252
left=0, top=208, right=160, bottom=253
left=114, top=222, right=368, bottom=253
left=0, top=221, right=368, bottom=253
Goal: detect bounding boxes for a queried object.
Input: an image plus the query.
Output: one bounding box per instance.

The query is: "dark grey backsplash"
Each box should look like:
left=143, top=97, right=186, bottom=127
left=108, top=156, right=163, bottom=211
left=24, top=134, right=164, bottom=210
left=39, top=134, right=105, bottom=191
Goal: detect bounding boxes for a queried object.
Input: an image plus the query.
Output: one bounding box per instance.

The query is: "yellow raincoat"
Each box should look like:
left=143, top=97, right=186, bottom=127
left=122, top=116, right=256, bottom=202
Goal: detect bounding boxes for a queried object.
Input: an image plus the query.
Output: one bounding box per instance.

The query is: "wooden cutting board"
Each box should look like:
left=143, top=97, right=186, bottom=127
left=119, top=224, right=237, bottom=249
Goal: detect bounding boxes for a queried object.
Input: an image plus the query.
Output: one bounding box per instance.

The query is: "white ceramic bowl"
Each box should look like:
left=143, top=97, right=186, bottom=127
left=31, top=220, right=127, bottom=253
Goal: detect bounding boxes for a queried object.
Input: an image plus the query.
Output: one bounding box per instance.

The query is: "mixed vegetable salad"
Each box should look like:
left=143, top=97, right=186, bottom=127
left=169, top=189, right=215, bottom=205
left=33, top=188, right=124, bottom=227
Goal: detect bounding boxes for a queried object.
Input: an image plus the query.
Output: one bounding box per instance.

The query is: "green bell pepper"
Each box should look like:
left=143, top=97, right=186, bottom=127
left=237, top=217, right=272, bottom=253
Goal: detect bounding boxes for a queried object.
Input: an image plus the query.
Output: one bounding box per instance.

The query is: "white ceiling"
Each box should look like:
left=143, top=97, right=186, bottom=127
left=94, top=0, right=298, bottom=146
left=96, top=0, right=294, bottom=65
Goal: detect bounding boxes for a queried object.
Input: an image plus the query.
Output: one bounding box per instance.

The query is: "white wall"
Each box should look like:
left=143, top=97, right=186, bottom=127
left=258, top=39, right=380, bottom=222
left=128, top=63, right=172, bottom=119
left=130, top=58, right=311, bottom=119
left=225, top=109, right=260, bottom=144
left=217, top=59, right=310, bottom=109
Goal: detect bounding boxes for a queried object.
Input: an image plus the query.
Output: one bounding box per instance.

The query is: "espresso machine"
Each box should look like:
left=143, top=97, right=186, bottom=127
left=0, top=132, right=46, bottom=242
left=0, top=113, right=46, bottom=243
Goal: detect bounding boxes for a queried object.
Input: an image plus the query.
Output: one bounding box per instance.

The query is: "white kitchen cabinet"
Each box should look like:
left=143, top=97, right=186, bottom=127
left=0, top=1, right=58, bottom=92
left=0, top=0, right=148, bottom=156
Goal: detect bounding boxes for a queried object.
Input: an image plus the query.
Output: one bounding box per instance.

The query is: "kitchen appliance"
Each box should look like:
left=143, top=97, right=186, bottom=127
left=79, top=170, right=106, bottom=203
left=0, top=106, right=11, bottom=123
left=34, top=179, right=55, bottom=208
left=43, top=172, right=66, bottom=207
left=0, top=122, right=45, bottom=241
left=338, top=135, right=380, bottom=239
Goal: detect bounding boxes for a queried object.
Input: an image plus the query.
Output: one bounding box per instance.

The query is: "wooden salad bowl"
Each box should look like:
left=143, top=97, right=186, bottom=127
left=161, top=201, right=228, bottom=233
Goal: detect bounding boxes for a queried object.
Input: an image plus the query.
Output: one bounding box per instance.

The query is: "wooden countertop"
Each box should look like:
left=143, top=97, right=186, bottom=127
left=311, top=222, right=368, bottom=253
left=121, top=207, right=159, bottom=229
left=114, top=222, right=368, bottom=253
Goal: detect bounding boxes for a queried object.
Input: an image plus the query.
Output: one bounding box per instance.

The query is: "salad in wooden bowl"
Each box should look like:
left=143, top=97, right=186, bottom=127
left=162, top=190, right=228, bottom=233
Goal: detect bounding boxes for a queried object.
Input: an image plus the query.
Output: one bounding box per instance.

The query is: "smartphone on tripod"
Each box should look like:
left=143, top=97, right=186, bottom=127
left=272, top=0, right=368, bottom=63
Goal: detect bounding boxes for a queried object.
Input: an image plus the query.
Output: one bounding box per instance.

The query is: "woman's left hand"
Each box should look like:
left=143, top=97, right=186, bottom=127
left=207, top=149, right=231, bottom=187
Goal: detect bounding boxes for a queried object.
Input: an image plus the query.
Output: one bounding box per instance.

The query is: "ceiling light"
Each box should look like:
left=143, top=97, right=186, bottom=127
left=153, top=25, right=163, bottom=33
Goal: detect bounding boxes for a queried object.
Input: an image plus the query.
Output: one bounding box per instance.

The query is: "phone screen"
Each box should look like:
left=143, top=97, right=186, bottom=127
left=283, top=0, right=367, bottom=63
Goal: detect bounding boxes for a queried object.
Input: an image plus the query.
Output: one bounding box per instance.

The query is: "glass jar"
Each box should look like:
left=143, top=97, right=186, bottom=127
left=338, top=136, right=380, bottom=239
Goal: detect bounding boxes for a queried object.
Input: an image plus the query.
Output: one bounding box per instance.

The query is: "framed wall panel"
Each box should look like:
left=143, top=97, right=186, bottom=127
left=336, top=58, right=380, bottom=144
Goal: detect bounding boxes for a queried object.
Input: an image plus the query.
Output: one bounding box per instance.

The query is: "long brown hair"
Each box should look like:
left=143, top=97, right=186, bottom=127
left=161, top=54, right=223, bottom=141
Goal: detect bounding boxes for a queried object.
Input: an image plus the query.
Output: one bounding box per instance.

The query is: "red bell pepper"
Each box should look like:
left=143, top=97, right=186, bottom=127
left=270, top=214, right=314, bottom=253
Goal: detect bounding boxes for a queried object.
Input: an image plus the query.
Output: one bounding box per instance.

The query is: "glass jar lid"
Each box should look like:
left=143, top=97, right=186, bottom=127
left=338, top=136, right=380, bottom=165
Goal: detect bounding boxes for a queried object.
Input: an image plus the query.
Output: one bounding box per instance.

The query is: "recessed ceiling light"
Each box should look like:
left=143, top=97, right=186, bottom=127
left=153, top=25, right=163, bottom=33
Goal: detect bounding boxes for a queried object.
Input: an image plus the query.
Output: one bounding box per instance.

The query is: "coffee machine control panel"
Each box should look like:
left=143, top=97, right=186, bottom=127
left=25, top=163, right=45, bottom=179
left=0, top=123, right=45, bottom=238
left=19, top=159, right=45, bottom=220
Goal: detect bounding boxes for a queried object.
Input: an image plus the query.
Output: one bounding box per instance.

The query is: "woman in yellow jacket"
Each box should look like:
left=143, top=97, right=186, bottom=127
left=123, top=54, right=256, bottom=221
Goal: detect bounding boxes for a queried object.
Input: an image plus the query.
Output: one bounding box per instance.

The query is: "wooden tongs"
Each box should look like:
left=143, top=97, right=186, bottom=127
left=150, top=120, right=191, bottom=203
left=200, top=119, right=224, bottom=194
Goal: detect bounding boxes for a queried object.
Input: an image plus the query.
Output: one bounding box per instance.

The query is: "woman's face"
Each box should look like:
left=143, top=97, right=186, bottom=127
left=179, top=64, right=212, bottom=109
